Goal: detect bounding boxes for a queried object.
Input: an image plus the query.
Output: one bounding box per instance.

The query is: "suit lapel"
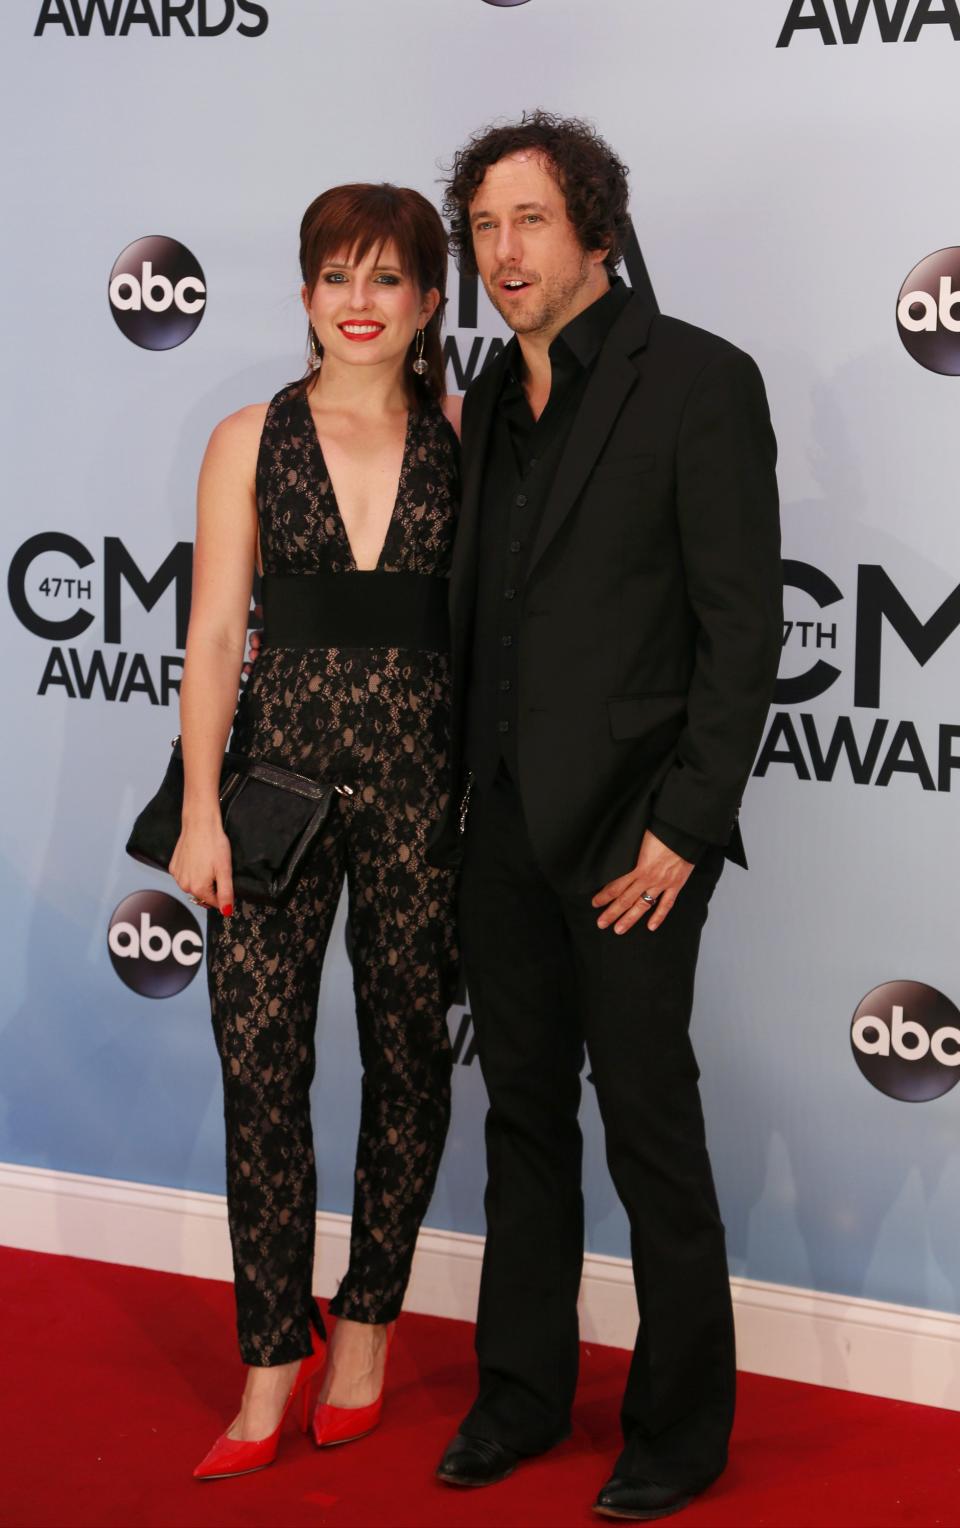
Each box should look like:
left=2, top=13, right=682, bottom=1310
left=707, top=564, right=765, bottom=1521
left=527, top=294, right=654, bottom=581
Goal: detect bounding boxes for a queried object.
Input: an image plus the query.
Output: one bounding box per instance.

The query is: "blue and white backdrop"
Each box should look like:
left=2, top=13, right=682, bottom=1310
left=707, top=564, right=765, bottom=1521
left=2, top=0, right=959, bottom=1408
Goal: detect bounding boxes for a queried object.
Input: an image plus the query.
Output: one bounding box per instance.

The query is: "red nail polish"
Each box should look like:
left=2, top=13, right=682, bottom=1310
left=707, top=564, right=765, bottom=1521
left=222, top=904, right=233, bottom=916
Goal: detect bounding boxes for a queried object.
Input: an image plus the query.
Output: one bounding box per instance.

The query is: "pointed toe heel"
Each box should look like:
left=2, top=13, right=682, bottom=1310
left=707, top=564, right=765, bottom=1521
left=194, top=1327, right=326, bottom=1481
left=311, top=1322, right=394, bottom=1448
left=311, top=1391, right=384, bottom=1447
left=193, top=1425, right=284, bottom=1482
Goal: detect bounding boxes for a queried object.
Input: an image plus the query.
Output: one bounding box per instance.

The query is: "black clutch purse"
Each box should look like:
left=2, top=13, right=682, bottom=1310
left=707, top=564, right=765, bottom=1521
left=126, top=738, right=351, bottom=907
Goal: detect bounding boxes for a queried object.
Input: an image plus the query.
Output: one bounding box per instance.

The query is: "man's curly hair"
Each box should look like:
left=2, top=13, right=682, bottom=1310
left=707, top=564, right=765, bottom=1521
left=443, top=110, right=631, bottom=278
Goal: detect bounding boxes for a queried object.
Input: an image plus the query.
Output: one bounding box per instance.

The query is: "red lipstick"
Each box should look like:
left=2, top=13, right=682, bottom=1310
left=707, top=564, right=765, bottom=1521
left=337, top=321, right=385, bottom=342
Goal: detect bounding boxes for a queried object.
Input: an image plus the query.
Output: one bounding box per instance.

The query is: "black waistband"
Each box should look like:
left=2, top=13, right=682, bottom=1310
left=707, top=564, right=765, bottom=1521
left=261, top=572, right=450, bottom=652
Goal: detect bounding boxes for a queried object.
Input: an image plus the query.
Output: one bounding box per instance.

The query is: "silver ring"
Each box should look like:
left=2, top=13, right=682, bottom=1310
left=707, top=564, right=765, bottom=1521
left=189, top=896, right=205, bottom=907
left=640, top=891, right=657, bottom=905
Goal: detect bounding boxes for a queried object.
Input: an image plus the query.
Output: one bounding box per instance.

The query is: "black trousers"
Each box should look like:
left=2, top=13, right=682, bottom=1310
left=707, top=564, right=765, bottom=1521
left=459, top=765, right=735, bottom=1489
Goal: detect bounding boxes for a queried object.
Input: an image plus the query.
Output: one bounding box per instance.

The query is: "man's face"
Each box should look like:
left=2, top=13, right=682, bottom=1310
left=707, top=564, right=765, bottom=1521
left=469, top=151, right=606, bottom=337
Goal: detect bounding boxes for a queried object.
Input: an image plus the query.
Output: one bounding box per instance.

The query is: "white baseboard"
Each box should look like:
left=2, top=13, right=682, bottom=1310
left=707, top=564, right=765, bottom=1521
left=2, top=1162, right=958, bottom=1412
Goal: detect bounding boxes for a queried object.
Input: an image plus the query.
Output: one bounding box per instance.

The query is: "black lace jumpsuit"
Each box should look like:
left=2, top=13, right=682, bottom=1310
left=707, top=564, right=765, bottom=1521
left=206, top=383, right=460, bottom=1367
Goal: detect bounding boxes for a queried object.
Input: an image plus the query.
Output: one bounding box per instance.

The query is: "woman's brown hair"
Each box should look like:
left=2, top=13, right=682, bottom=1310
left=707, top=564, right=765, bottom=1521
left=298, top=183, right=447, bottom=408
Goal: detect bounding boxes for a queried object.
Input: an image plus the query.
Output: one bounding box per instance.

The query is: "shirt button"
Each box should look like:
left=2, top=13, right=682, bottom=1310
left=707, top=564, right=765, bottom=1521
left=509, top=540, right=521, bottom=554
left=516, top=494, right=528, bottom=508
left=499, top=679, right=511, bottom=692
left=498, top=721, right=510, bottom=733
left=504, top=588, right=516, bottom=600
left=501, top=635, right=513, bottom=647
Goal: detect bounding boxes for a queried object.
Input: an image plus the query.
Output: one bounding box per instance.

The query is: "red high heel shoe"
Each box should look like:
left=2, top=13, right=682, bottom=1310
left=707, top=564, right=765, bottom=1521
left=194, top=1326, right=326, bottom=1481
left=311, top=1322, right=395, bottom=1447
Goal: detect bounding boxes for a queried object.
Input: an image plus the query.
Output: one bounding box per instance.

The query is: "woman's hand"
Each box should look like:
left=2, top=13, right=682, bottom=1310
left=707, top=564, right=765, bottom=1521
left=169, top=820, right=235, bottom=915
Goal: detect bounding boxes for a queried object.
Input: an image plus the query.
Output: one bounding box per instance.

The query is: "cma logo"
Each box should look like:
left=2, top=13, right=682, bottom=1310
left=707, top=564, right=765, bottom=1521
left=109, top=237, right=206, bottom=351
left=778, top=0, right=960, bottom=46
left=8, top=532, right=192, bottom=647
left=35, top=0, right=268, bottom=36
left=755, top=561, right=960, bottom=793
left=775, top=560, right=960, bottom=708
left=851, top=982, right=960, bottom=1101
left=7, top=530, right=195, bottom=706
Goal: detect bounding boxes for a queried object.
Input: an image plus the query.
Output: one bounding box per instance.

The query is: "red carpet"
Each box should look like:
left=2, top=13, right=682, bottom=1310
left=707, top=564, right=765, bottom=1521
left=1, top=1246, right=957, bottom=1528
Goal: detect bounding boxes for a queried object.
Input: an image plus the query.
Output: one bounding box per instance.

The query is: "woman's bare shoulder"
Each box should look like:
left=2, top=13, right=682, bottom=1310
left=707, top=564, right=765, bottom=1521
left=210, top=402, right=270, bottom=449
left=195, top=406, right=270, bottom=495
left=203, top=403, right=271, bottom=475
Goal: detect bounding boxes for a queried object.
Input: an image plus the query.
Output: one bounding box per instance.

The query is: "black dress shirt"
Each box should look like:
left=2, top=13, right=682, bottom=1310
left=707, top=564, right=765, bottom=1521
left=465, top=277, right=707, bottom=866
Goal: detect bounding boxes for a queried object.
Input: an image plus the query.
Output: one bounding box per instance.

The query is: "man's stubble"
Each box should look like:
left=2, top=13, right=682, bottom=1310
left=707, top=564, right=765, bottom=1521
left=487, top=250, right=593, bottom=337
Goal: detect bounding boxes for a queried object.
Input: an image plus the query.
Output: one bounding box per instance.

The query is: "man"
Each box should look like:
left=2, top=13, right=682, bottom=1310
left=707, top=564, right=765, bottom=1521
left=429, top=112, right=782, bottom=1520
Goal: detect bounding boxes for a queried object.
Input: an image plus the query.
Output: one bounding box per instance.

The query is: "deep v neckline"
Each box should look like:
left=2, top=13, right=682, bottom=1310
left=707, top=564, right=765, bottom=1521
left=302, top=393, right=412, bottom=573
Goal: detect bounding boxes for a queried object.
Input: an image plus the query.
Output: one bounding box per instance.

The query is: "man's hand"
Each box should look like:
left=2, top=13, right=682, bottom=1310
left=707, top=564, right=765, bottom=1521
left=592, top=831, right=695, bottom=934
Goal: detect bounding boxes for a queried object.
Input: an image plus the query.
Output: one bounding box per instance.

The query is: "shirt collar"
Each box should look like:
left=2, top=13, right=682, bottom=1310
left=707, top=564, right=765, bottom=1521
left=503, top=275, right=631, bottom=389
left=553, top=274, right=630, bottom=368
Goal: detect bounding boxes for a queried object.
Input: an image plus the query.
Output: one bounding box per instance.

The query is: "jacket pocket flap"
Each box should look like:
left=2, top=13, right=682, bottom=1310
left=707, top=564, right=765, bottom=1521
left=590, top=452, right=656, bottom=482
left=607, top=692, right=686, bottom=740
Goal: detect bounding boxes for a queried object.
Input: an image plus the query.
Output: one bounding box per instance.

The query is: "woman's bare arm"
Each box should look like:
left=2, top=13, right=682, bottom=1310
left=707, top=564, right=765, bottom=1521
left=170, top=405, right=264, bottom=912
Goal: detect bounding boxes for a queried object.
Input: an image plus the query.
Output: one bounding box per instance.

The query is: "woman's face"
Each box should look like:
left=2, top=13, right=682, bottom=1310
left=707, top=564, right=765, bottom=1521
left=303, top=239, right=438, bottom=376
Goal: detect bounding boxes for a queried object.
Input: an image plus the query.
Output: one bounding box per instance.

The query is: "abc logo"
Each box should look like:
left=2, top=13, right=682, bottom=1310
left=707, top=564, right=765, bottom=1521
left=108, top=891, right=203, bottom=999
left=851, top=980, right=960, bottom=1102
left=896, top=247, right=960, bottom=375
left=108, top=236, right=206, bottom=351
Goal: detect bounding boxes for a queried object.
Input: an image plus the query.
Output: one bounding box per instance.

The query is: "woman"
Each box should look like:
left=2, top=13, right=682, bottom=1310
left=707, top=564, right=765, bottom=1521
left=171, top=183, right=462, bottom=1480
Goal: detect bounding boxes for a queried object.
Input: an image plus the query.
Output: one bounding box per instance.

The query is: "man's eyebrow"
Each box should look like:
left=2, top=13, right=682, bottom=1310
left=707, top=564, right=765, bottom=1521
left=470, top=201, right=550, bottom=223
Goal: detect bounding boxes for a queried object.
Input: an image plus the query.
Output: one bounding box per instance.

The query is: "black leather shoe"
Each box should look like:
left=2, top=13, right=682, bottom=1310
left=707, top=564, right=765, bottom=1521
left=436, top=1433, right=521, bottom=1488
left=593, top=1475, right=696, bottom=1521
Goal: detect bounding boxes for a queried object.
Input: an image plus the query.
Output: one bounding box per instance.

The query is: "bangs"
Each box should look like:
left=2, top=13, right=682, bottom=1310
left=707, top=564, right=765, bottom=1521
left=301, top=185, right=424, bottom=291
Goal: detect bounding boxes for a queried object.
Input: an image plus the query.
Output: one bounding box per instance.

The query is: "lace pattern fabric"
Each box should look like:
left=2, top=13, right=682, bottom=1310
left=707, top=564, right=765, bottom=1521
left=206, top=384, right=460, bottom=1365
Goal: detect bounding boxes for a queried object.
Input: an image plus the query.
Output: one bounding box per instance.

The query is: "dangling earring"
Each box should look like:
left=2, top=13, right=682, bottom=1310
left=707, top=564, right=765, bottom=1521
left=309, top=327, right=322, bottom=370
left=412, top=328, right=429, bottom=376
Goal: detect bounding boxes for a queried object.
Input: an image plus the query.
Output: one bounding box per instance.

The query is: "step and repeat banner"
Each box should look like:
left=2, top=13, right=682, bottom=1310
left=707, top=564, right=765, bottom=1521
left=2, top=0, right=959, bottom=1319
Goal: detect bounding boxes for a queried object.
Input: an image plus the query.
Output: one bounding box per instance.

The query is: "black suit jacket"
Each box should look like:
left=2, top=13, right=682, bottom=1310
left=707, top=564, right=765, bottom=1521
left=429, top=290, right=782, bottom=894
